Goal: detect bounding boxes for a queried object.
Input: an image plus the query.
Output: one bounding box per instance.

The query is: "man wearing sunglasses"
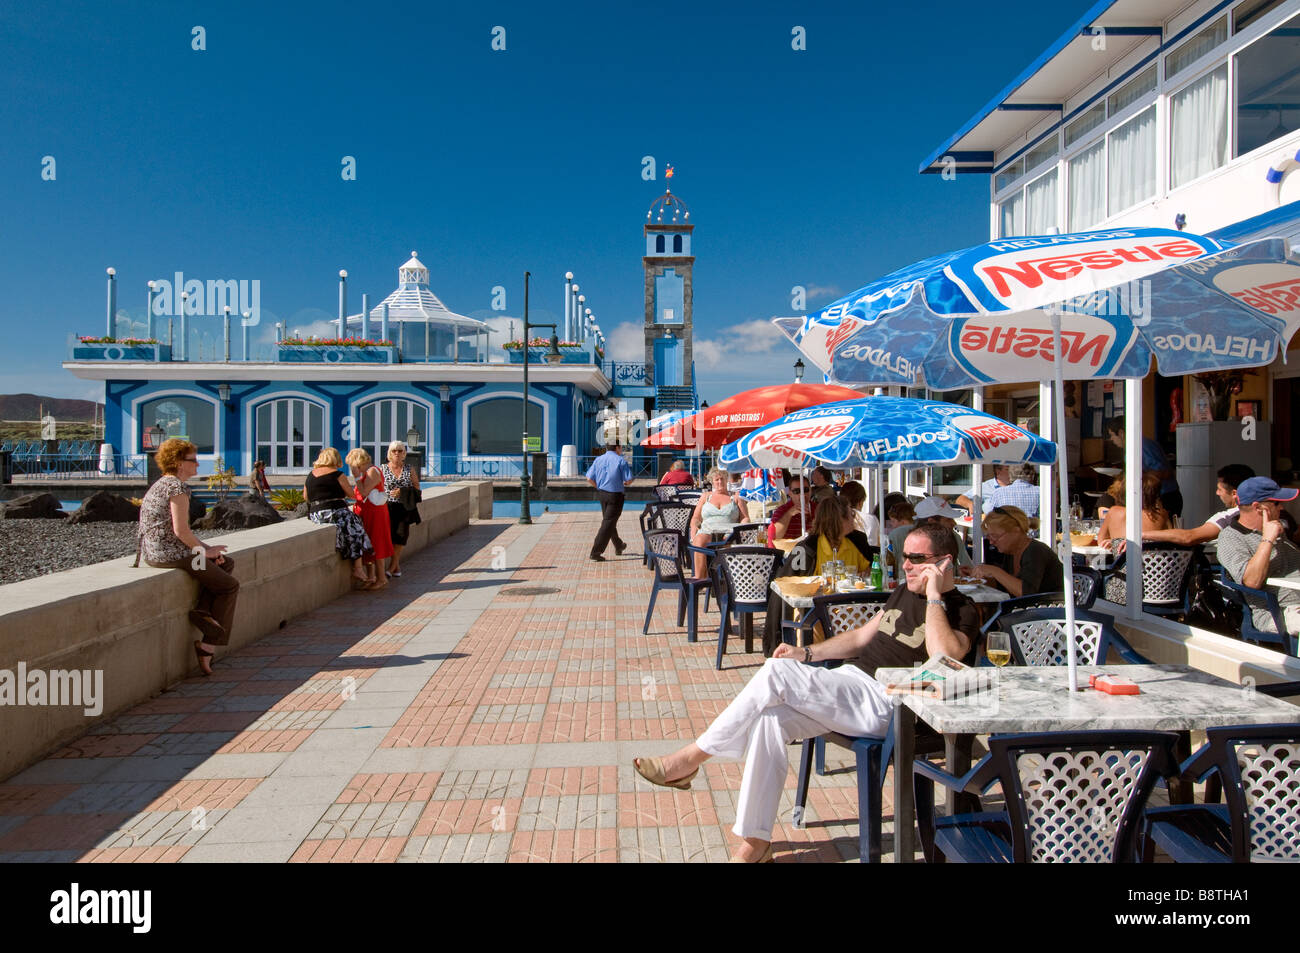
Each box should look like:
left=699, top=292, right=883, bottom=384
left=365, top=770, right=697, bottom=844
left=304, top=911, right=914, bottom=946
left=768, top=477, right=814, bottom=544
left=632, top=522, right=979, bottom=862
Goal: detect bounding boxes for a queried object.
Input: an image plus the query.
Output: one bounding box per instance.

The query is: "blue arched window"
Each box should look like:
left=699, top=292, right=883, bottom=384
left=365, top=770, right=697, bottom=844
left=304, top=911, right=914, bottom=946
left=655, top=235, right=665, bottom=253
left=673, top=234, right=683, bottom=253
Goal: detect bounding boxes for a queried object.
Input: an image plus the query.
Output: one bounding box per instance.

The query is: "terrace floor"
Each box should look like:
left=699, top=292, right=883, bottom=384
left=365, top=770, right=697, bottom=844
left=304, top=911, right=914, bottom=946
left=0, top=509, right=900, bottom=863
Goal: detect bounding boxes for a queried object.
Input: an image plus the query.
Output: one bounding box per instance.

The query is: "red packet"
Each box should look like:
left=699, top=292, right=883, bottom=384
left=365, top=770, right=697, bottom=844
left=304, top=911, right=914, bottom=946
left=1089, top=673, right=1140, bottom=695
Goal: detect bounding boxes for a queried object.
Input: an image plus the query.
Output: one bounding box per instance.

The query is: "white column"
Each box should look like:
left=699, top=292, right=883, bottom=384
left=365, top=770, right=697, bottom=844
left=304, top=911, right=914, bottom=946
left=563, top=273, right=573, bottom=342
left=1124, top=378, right=1143, bottom=618
left=970, top=387, right=984, bottom=559
left=1039, top=381, right=1054, bottom=544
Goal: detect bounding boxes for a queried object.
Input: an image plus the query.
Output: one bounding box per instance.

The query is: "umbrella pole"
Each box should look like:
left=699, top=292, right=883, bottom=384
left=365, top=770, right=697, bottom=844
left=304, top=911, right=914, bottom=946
left=1050, top=311, right=1080, bottom=692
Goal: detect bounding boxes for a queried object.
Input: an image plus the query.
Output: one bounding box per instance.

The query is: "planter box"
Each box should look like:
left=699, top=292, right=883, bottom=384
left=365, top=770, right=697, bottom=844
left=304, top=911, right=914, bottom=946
left=276, top=345, right=399, bottom=364
left=71, top=343, right=171, bottom=362
left=505, top=348, right=592, bottom=364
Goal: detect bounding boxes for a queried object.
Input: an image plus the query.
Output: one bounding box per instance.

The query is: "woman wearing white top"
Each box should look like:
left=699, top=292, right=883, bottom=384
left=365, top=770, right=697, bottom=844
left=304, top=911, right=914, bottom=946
left=839, top=481, right=880, bottom=547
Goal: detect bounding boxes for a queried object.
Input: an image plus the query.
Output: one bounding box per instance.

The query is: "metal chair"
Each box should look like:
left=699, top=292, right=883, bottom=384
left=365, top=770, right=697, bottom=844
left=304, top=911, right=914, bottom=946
left=977, top=567, right=1102, bottom=636
left=642, top=529, right=713, bottom=642
left=713, top=547, right=782, bottom=669
left=988, top=606, right=1149, bottom=666
left=653, top=485, right=679, bottom=502
left=720, top=522, right=768, bottom=547
left=1098, top=543, right=1199, bottom=618
left=1142, top=722, right=1300, bottom=863
left=1213, top=569, right=1298, bottom=656
left=916, top=730, right=1180, bottom=862
left=652, top=501, right=694, bottom=537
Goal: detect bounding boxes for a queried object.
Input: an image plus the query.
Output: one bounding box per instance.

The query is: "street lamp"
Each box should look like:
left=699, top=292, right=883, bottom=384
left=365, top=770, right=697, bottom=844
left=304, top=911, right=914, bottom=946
left=794, top=358, right=805, bottom=383
left=519, top=270, right=561, bottom=525
left=406, top=425, right=422, bottom=481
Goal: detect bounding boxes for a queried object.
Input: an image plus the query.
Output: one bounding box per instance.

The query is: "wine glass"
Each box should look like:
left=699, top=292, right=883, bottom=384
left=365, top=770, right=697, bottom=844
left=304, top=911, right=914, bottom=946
left=986, top=631, right=1012, bottom=667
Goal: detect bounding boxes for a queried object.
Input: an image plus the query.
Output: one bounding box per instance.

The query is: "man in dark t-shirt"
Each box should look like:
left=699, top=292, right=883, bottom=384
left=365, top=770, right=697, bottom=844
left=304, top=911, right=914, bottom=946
left=631, top=522, right=979, bottom=862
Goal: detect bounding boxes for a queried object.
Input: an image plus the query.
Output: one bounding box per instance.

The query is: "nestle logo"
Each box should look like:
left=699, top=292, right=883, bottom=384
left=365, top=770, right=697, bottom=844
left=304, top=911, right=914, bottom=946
left=749, top=419, right=851, bottom=450
left=1229, top=277, right=1300, bottom=316
left=958, top=325, right=1112, bottom=368
left=977, top=240, right=1205, bottom=298
left=966, top=422, right=1023, bottom=452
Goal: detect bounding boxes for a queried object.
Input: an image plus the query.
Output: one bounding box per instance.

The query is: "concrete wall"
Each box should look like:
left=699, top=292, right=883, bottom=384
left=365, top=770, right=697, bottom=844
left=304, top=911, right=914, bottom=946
left=0, top=485, right=474, bottom=781
left=454, top=479, right=494, bottom=520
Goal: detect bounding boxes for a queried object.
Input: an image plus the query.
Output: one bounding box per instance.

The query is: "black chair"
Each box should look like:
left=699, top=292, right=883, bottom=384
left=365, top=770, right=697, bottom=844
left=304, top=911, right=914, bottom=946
left=916, top=730, right=1180, bottom=862
left=1142, top=722, right=1300, bottom=863
left=713, top=547, right=782, bottom=669
left=1098, top=543, right=1200, bottom=618
left=1213, top=569, right=1297, bottom=656
left=978, top=567, right=1102, bottom=636
left=642, top=529, right=713, bottom=643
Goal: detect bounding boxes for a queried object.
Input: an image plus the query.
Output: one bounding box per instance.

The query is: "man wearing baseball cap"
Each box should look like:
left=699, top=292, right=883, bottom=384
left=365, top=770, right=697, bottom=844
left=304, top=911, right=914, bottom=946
left=897, top=495, right=973, bottom=570
left=1215, top=477, right=1300, bottom=639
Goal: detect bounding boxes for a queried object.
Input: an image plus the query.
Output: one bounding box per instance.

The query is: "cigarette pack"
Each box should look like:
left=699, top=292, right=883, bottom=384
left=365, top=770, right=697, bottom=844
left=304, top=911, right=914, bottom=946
left=1088, top=673, right=1140, bottom=695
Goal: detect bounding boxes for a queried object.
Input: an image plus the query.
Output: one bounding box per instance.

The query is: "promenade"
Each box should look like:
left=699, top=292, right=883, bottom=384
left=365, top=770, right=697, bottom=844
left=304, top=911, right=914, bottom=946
left=0, top=509, right=878, bottom=863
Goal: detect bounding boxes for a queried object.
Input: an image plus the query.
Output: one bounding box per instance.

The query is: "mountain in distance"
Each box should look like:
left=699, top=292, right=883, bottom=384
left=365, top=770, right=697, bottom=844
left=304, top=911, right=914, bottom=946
left=0, top=393, right=103, bottom=421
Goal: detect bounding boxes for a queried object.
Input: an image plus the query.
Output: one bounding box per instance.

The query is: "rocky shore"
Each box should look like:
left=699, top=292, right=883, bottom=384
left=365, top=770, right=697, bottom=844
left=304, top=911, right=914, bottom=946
left=0, top=519, right=228, bottom=586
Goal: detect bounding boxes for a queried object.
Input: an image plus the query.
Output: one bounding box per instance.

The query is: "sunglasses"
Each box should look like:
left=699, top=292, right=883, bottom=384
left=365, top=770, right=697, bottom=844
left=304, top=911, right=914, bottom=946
left=789, top=486, right=807, bottom=494
left=902, top=552, right=945, bottom=564
left=182, top=457, right=198, bottom=463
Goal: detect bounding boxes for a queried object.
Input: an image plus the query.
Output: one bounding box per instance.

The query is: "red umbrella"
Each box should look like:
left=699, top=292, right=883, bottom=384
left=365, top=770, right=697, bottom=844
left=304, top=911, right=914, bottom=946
left=641, top=383, right=864, bottom=450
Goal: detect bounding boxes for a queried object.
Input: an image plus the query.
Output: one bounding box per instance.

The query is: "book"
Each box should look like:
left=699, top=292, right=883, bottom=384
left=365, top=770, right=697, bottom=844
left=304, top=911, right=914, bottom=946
left=885, top=655, right=997, bottom=700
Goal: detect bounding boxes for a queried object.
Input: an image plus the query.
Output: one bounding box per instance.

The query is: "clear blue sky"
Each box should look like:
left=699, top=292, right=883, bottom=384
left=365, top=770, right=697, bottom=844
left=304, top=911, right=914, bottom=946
left=1, top=0, right=1073, bottom=405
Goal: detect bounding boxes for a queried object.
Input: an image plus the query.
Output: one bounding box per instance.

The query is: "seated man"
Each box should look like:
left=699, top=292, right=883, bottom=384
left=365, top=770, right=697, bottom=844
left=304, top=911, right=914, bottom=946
left=1215, top=477, right=1300, bottom=639
left=986, top=463, right=1040, bottom=520
left=1142, top=464, right=1254, bottom=547
left=809, top=465, right=837, bottom=503
left=768, top=476, right=814, bottom=543
left=632, top=523, right=979, bottom=862
left=658, top=459, right=695, bottom=487
left=955, top=464, right=1010, bottom=516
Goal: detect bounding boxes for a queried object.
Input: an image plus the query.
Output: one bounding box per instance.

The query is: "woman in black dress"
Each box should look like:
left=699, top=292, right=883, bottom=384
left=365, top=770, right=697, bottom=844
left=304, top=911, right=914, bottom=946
left=304, top=447, right=371, bottom=585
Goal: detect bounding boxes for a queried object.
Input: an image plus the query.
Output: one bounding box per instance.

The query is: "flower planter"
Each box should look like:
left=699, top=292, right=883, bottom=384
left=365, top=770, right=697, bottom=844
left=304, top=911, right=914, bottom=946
left=71, top=343, right=171, bottom=362
left=276, top=345, right=400, bottom=364
left=505, top=348, right=592, bottom=364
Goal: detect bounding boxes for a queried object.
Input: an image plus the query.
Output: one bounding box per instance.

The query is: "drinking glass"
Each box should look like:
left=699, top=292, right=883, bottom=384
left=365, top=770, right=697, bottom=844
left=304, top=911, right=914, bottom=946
left=986, top=631, right=1012, bottom=667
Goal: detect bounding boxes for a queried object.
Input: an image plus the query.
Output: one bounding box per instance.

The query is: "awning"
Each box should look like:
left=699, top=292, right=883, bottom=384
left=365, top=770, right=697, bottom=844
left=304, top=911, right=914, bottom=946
left=1208, top=199, right=1300, bottom=248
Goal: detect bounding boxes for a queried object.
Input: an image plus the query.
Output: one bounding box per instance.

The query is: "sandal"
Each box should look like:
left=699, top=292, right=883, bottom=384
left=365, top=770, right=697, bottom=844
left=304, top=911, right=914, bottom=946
left=193, top=641, right=214, bottom=677
left=632, top=756, right=698, bottom=790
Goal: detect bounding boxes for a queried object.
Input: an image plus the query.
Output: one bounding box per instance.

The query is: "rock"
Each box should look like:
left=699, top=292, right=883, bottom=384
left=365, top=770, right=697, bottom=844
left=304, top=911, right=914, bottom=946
left=285, top=501, right=309, bottom=520
left=195, top=492, right=283, bottom=531
left=66, top=490, right=139, bottom=524
left=0, top=493, right=66, bottom=519
left=189, top=494, right=206, bottom=527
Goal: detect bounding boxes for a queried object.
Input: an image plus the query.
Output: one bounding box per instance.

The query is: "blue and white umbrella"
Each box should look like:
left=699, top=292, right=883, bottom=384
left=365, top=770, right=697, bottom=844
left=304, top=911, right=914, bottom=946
left=775, top=230, right=1300, bottom=388
left=647, top=409, right=696, bottom=431
left=736, top=467, right=785, bottom=504
left=719, top=397, right=1057, bottom=472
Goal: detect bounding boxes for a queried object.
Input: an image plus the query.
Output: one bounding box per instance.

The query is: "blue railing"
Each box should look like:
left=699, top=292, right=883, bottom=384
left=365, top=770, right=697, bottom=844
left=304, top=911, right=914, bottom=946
left=603, top=362, right=648, bottom=385
left=8, top=453, right=146, bottom=479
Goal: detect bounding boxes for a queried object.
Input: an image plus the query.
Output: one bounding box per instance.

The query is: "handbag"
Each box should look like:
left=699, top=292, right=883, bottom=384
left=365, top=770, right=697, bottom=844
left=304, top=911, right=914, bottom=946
left=367, top=487, right=387, bottom=507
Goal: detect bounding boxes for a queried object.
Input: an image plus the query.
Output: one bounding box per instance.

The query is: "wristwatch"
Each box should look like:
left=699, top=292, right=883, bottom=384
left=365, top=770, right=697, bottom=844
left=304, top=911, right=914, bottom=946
left=927, top=598, right=944, bottom=606
left=803, top=646, right=812, bottom=663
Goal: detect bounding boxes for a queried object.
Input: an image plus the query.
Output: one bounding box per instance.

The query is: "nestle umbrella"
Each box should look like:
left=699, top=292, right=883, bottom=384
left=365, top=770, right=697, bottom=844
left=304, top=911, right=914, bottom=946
left=719, top=396, right=1057, bottom=471
left=640, top=382, right=864, bottom=451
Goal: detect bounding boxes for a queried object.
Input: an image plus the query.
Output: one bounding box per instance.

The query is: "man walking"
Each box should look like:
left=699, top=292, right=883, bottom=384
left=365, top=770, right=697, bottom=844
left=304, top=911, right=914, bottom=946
left=586, top=440, right=634, bottom=561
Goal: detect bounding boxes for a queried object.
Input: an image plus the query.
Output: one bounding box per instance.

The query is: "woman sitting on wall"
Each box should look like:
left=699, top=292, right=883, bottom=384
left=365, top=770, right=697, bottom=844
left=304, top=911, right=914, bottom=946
left=137, top=438, right=238, bottom=676
left=304, top=447, right=371, bottom=586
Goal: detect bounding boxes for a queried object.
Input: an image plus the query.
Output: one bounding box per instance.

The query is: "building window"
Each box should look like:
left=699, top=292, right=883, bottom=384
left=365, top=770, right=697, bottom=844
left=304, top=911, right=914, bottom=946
left=254, top=398, right=323, bottom=471
left=1064, top=103, right=1105, bottom=147
left=655, top=235, right=665, bottom=253
left=139, top=396, right=215, bottom=453
left=1165, top=17, right=1227, bottom=81
left=1235, top=0, right=1286, bottom=33
left=673, top=234, right=682, bottom=253
left=1107, top=64, right=1156, bottom=116
left=998, top=192, right=1024, bottom=238
left=1025, top=169, right=1059, bottom=234
left=1108, top=105, right=1156, bottom=214
left=1068, top=139, right=1106, bottom=230
left=1234, top=13, right=1300, bottom=156
left=1024, top=136, right=1058, bottom=175
left=995, top=157, right=1024, bottom=193
left=468, top=398, right=541, bottom=455
left=1172, top=64, right=1229, bottom=187
left=358, top=399, right=429, bottom=469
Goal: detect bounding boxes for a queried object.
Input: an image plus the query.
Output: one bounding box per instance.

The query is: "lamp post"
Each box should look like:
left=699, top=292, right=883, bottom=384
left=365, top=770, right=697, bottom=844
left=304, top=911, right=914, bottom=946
left=794, top=358, right=805, bottom=383
left=406, top=425, right=422, bottom=482
left=519, top=271, right=561, bottom=525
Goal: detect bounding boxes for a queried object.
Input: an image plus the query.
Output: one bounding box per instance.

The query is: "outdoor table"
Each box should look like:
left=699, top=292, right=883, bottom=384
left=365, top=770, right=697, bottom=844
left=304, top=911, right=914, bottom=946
left=1268, top=577, right=1300, bottom=592
left=874, top=663, right=1300, bottom=863
left=1071, top=543, right=1112, bottom=570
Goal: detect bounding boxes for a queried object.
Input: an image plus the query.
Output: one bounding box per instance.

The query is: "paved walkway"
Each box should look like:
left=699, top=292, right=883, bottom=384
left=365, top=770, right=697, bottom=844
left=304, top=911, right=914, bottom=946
left=0, top=509, right=882, bottom=863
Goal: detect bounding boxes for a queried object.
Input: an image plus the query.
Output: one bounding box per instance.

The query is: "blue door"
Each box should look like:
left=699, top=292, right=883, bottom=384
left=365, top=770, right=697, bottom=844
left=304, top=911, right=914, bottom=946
left=654, top=337, right=682, bottom=386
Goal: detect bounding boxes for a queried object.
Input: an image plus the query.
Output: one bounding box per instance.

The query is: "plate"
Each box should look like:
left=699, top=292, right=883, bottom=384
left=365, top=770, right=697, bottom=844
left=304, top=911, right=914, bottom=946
left=837, top=581, right=871, bottom=593
left=956, top=583, right=983, bottom=593
left=1093, top=466, right=1121, bottom=477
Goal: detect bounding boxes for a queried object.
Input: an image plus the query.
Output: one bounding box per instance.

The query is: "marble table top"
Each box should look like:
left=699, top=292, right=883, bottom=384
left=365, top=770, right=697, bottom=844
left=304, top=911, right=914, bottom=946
left=1268, top=576, right=1300, bottom=592
left=874, top=663, right=1299, bottom=734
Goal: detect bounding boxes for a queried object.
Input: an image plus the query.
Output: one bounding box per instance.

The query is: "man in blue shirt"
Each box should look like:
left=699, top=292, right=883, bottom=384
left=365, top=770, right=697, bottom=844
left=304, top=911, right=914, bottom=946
left=1105, top=419, right=1182, bottom=519
left=586, top=440, right=634, bottom=561
left=986, top=464, right=1041, bottom=519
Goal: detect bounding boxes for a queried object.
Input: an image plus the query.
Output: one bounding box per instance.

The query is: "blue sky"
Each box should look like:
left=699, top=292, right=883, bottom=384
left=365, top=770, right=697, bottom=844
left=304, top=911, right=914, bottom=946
left=1, top=0, right=1071, bottom=404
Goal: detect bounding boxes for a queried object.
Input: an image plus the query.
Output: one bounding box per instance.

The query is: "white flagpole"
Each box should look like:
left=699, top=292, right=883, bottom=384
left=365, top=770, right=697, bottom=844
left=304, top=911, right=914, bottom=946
left=1050, top=310, right=1080, bottom=692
